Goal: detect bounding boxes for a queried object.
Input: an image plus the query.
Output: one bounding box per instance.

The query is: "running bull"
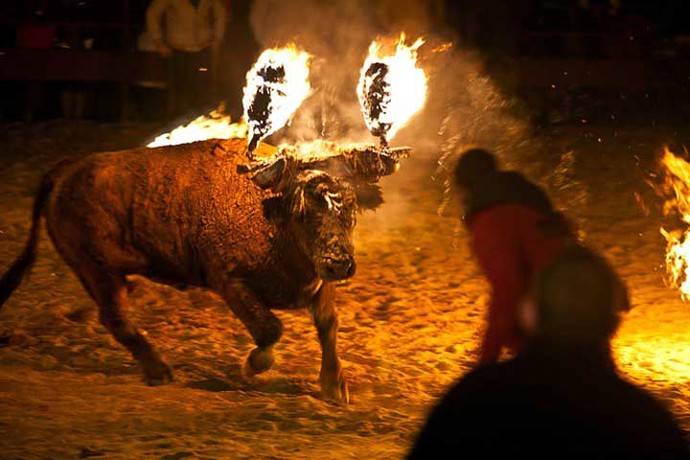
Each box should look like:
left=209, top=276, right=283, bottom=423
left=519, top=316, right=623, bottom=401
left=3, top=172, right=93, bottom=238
left=0, top=138, right=407, bottom=403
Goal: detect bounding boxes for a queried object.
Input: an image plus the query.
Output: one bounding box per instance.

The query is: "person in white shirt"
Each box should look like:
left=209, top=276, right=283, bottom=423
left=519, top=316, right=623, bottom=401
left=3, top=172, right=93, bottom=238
left=146, top=0, right=227, bottom=115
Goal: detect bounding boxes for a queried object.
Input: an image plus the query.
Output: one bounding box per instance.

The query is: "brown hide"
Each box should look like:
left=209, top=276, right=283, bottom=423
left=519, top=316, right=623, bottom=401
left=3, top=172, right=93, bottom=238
left=46, top=139, right=318, bottom=306
left=1, top=138, right=374, bottom=400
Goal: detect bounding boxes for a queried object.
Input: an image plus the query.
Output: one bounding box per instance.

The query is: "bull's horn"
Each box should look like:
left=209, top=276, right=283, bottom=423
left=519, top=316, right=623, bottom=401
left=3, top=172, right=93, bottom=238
left=248, top=157, right=288, bottom=190
left=347, top=145, right=410, bottom=180
left=246, top=133, right=262, bottom=160
left=286, top=144, right=411, bottom=182
left=387, top=146, right=412, bottom=159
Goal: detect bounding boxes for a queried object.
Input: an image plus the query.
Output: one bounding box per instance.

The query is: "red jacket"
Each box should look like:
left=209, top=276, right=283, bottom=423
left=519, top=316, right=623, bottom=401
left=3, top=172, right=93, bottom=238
left=470, top=204, right=568, bottom=364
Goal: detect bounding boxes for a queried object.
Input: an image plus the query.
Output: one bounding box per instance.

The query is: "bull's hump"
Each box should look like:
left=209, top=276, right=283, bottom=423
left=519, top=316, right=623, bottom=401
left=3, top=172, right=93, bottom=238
left=156, top=138, right=278, bottom=169
left=212, top=138, right=278, bottom=162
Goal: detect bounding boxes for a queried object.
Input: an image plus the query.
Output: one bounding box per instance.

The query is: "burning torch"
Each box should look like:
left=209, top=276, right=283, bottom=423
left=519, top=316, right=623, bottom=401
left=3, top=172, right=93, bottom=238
left=357, top=34, right=427, bottom=155
left=243, top=45, right=311, bottom=160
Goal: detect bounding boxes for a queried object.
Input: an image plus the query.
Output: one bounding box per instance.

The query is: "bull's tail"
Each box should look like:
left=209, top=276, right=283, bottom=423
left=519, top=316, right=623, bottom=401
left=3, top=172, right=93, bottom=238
left=0, top=161, right=69, bottom=308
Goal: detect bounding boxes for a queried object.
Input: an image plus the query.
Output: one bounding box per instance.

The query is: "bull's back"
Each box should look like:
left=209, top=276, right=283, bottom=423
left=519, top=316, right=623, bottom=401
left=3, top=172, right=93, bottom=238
left=130, top=139, right=280, bottom=277
left=47, top=138, right=279, bottom=280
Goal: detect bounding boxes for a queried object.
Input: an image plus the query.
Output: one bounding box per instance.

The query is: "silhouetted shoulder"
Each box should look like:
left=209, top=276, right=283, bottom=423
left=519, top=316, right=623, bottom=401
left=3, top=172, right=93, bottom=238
left=605, top=375, right=689, bottom=458
left=407, top=364, right=514, bottom=460
left=408, top=359, right=689, bottom=459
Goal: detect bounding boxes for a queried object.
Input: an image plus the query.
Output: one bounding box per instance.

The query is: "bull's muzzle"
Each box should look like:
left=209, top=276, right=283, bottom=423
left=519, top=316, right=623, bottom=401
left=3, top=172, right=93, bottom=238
left=320, top=256, right=356, bottom=281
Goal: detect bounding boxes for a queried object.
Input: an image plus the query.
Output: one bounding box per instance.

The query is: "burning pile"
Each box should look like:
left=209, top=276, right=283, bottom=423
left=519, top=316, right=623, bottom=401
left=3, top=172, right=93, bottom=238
left=659, top=147, right=690, bottom=300
left=357, top=33, right=427, bottom=148
left=243, top=45, right=311, bottom=158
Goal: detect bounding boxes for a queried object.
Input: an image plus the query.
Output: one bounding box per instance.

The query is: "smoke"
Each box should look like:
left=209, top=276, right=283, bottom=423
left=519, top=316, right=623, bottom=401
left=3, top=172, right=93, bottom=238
left=249, top=0, right=542, bottom=219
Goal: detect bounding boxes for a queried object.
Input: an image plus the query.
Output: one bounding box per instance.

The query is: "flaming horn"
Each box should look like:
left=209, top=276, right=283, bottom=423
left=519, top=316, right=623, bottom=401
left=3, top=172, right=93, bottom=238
left=357, top=33, right=428, bottom=150
left=241, top=35, right=426, bottom=184
left=243, top=45, right=311, bottom=160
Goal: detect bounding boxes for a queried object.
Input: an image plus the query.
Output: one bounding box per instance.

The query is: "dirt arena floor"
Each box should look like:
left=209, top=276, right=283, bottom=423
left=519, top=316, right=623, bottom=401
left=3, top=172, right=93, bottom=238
left=0, top=122, right=688, bottom=459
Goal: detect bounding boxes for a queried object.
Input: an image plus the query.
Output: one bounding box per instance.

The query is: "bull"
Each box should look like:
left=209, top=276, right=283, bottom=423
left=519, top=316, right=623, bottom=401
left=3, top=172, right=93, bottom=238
left=0, top=138, right=405, bottom=403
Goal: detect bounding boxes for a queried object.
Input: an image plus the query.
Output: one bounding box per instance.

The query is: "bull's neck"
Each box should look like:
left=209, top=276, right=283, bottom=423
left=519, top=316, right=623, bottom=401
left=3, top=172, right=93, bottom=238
left=267, top=222, right=319, bottom=286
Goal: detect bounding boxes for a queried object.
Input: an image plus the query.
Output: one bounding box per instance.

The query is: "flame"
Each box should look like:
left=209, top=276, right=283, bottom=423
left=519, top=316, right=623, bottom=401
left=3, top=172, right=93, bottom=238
left=147, top=108, right=247, bottom=148
left=357, top=33, right=428, bottom=145
left=659, top=147, right=690, bottom=300
left=243, top=45, right=311, bottom=152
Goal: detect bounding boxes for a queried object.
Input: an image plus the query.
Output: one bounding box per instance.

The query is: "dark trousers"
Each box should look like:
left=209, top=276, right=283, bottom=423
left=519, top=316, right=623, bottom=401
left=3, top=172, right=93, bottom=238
left=170, top=48, right=213, bottom=116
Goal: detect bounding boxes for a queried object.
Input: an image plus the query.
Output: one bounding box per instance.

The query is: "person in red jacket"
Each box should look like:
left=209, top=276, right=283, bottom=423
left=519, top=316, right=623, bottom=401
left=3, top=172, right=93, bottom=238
left=408, top=247, right=684, bottom=459
left=453, top=148, right=575, bottom=364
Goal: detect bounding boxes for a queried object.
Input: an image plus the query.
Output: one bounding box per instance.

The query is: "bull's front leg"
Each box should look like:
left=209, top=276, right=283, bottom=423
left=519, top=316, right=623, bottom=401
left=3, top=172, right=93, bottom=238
left=310, top=282, right=349, bottom=404
left=221, top=279, right=283, bottom=378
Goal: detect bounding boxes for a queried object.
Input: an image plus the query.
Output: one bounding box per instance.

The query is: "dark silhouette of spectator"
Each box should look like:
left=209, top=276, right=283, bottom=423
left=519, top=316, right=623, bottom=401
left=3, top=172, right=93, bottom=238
left=217, top=0, right=258, bottom=118
left=146, top=0, right=227, bottom=115
left=453, top=148, right=574, bottom=365
left=408, top=246, right=688, bottom=459
left=16, top=7, right=55, bottom=50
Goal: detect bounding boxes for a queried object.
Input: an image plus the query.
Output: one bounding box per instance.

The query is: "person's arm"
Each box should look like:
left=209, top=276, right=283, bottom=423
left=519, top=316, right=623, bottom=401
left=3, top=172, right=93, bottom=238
left=471, top=208, right=526, bottom=365
left=211, top=0, right=227, bottom=49
left=146, top=0, right=172, bottom=55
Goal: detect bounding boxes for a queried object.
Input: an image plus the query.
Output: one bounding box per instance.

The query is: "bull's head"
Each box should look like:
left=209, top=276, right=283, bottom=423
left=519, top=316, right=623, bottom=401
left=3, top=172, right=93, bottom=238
left=245, top=146, right=406, bottom=281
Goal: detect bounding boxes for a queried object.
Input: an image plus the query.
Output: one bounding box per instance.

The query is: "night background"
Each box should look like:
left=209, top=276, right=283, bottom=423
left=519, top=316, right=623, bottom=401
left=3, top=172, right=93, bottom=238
left=0, top=0, right=688, bottom=458
left=1, top=0, right=690, bottom=123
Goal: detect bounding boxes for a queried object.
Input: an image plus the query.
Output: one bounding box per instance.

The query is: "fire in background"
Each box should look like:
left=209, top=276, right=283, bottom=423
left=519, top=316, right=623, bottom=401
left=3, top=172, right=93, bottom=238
left=659, top=147, right=690, bottom=300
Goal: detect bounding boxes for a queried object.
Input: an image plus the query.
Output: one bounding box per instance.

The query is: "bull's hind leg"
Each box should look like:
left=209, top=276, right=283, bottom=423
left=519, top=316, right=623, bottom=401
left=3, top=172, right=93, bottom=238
left=76, top=267, right=172, bottom=385
left=310, top=283, right=348, bottom=403
left=221, top=280, right=283, bottom=378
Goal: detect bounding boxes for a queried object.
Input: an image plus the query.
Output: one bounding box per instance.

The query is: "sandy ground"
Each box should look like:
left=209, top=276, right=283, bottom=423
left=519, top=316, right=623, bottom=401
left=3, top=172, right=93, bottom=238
left=0, top=122, right=688, bottom=459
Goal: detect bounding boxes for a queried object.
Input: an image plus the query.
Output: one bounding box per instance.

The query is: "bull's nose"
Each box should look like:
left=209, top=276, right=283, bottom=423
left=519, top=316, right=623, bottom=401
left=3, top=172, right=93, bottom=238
left=324, top=258, right=356, bottom=280
left=342, top=258, right=356, bottom=277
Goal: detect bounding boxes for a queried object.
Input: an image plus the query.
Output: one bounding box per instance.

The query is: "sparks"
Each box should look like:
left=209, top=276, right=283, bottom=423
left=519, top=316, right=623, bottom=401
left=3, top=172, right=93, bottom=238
left=243, top=44, right=312, bottom=157
left=431, top=42, right=453, bottom=53
left=357, top=33, right=428, bottom=147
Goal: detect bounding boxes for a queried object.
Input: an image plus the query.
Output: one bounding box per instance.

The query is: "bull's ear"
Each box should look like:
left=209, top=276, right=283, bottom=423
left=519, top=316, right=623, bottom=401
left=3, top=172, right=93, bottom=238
left=250, top=157, right=288, bottom=190
left=355, top=183, right=384, bottom=211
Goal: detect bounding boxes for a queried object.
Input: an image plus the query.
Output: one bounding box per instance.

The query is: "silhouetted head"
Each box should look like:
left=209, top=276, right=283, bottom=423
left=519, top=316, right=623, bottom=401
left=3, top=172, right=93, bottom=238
left=453, top=148, right=498, bottom=191
left=249, top=157, right=385, bottom=281
left=520, top=246, right=629, bottom=348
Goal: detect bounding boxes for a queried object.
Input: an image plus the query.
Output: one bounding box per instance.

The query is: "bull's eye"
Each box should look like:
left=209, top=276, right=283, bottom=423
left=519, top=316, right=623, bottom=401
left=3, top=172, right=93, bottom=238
left=339, top=208, right=355, bottom=229
left=346, top=213, right=356, bottom=229
left=322, top=191, right=344, bottom=213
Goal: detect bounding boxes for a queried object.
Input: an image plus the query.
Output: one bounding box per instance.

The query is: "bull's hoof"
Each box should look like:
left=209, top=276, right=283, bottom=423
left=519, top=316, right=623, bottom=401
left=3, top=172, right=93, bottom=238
left=142, top=360, right=173, bottom=386
left=242, top=347, right=275, bottom=379
left=320, top=371, right=350, bottom=404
